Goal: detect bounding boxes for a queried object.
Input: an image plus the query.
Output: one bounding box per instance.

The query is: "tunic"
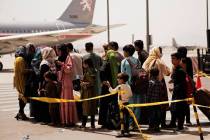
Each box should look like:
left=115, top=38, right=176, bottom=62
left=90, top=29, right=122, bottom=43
left=81, top=68, right=97, bottom=116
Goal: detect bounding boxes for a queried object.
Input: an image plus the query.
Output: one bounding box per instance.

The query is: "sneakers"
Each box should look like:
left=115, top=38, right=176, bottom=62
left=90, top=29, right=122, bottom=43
left=15, top=113, right=29, bottom=121
left=167, top=124, right=177, bottom=128
left=185, top=122, right=193, bottom=126
left=116, top=133, right=126, bottom=138
left=116, top=129, right=131, bottom=138
left=175, top=127, right=185, bottom=132
left=146, top=128, right=161, bottom=133
left=79, top=125, right=86, bottom=130
left=90, top=125, right=95, bottom=129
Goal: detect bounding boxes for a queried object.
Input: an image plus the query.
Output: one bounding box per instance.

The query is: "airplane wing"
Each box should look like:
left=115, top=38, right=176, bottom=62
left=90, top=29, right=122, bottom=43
left=0, top=28, right=91, bottom=55
left=0, top=24, right=124, bottom=55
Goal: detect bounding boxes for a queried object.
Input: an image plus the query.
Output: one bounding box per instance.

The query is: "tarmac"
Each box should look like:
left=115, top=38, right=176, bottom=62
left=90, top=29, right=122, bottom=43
left=0, top=50, right=210, bottom=140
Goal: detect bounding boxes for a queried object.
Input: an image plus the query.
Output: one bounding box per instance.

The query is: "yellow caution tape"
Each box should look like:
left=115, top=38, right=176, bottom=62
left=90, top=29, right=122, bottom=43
left=198, top=71, right=210, bottom=79
left=127, top=98, right=192, bottom=108
left=30, top=90, right=118, bottom=103
left=194, top=104, right=210, bottom=109
left=124, top=105, right=150, bottom=140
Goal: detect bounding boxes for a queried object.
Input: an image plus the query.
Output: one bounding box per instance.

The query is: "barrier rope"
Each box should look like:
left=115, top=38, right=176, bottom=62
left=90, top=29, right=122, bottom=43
left=30, top=90, right=118, bottom=103
left=29, top=89, right=210, bottom=140
left=198, top=71, right=210, bottom=79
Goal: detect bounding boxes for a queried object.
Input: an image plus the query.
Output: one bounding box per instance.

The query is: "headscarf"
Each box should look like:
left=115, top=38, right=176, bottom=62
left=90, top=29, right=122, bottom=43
left=41, top=47, right=56, bottom=60
left=58, top=44, right=68, bottom=62
left=15, top=46, right=26, bottom=58
left=142, top=47, right=170, bottom=81
left=31, top=47, right=42, bottom=75
left=142, top=47, right=161, bottom=71
left=25, top=43, right=35, bottom=67
left=40, top=47, right=57, bottom=67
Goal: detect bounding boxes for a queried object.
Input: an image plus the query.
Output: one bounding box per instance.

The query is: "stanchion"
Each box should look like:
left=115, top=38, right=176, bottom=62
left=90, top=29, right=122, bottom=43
left=192, top=97, right=204, bottom=140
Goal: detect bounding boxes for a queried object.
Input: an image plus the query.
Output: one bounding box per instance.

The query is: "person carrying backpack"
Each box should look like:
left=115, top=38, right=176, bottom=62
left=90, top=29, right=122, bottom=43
left=121, top=44, right=145, bottom=129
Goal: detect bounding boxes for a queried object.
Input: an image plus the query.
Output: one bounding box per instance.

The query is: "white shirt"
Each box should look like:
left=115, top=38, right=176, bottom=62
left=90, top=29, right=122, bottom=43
left=109, top=84, right=133, bottom=103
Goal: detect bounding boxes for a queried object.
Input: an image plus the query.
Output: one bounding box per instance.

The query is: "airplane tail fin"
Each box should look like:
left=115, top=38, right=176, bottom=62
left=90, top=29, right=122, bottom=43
left=58, top=0, right=96, bottom=25
left=172, top=38, right=178, bottom=48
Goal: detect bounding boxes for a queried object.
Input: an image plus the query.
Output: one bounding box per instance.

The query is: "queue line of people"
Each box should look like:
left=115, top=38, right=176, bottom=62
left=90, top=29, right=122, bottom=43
left=13, top=40, right=195, bottom=137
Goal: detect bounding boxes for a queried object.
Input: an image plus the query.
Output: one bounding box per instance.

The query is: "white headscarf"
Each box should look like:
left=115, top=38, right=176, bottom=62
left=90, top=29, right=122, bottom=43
left=40, top=47, right=56, bottom=66
left=142, top=47, right=170, bottom=81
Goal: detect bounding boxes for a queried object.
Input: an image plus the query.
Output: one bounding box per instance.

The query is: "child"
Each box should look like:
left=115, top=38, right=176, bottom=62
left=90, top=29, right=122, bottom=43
left=106, top=72, right=133, bottom=137
left=169, top=52, right=187, bottom=131
left=80, top=58, right=97, bottom=129
left=44, top=71, right=60, bottom=126
left=147, top=67, right=162, bottom=132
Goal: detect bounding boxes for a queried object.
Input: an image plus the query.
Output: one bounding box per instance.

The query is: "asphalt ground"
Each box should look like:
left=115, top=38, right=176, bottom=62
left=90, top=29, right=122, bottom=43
left=0, top=72, right=210, bottom=140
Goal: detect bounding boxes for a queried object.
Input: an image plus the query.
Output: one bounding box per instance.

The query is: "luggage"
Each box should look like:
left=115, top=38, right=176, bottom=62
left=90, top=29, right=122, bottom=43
left=194, top=89, right=210, bottom=121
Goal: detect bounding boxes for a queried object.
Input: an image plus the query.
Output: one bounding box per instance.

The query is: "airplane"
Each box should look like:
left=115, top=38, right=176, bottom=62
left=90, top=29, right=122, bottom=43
left=0, top=0, right=123, bottom=71
left=171, top=37, right=203, bottom=51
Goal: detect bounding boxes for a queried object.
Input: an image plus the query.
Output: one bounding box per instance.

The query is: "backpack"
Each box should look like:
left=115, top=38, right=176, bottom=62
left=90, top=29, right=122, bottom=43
left=126, top=58, right=149, bottom=93
left=185, top=74, right=196, bottom=98
left=126, top=58, right=141, bottom=78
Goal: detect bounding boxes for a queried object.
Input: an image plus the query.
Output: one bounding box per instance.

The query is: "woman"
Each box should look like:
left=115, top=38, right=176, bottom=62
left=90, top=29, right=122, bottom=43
left=39, top=46, right=57, bottom=123
left=57, top=45, right=78, bottom=126
left=14, top=46, right=28, bottom=120
left=142, top=47, right=171, bottom=128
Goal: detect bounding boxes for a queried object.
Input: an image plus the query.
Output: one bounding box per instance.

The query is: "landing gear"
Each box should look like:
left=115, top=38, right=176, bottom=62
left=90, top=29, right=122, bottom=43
left=0, top=61, right=3, bottom=71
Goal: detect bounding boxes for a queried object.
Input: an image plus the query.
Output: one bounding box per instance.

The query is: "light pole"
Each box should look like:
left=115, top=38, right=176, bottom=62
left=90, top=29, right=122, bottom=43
left=206, top=0, right=210, bottom=50
left=206, top=0, right=210, bottom=49
left=146, top=0, right=150, bottom=52
left=107, top=0, right=110, bottom=43
left=207, top=0, right=209, bottom=29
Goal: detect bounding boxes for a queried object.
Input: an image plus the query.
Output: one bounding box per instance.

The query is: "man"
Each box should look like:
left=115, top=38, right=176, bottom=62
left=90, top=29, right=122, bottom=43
left=134, top=40, right=148, bottom=65
left=106, top=41, right=124, bottom=87
left=177, top=47, right=193, bottom=126
left=83, top=42, right=103, bottom=95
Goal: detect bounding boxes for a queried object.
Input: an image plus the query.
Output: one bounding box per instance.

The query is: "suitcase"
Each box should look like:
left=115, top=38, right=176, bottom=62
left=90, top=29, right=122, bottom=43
left=194, top=89, right=210, bottom=121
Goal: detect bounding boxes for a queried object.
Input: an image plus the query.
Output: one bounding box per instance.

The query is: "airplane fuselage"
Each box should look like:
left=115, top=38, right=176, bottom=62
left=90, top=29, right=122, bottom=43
left=0, top=20, right=89, bottom=36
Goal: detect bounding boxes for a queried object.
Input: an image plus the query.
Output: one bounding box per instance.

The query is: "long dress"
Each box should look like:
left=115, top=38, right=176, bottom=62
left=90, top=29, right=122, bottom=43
left=14, top=56, right=26, bottom=103
left=60, top=55, right=78, bottom=125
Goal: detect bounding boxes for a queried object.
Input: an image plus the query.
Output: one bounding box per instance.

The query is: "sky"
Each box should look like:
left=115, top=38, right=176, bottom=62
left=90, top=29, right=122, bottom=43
left=0, top=0, right=208, bottom=48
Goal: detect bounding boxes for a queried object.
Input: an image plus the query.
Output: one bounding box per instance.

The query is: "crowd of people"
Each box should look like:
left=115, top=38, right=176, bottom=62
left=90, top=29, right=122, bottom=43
left=13, top=40, right=195, bottom=137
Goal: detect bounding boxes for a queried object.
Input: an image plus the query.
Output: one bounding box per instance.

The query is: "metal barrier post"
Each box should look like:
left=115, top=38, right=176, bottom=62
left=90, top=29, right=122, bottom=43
left=192, top=97, right=204, bottom=140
